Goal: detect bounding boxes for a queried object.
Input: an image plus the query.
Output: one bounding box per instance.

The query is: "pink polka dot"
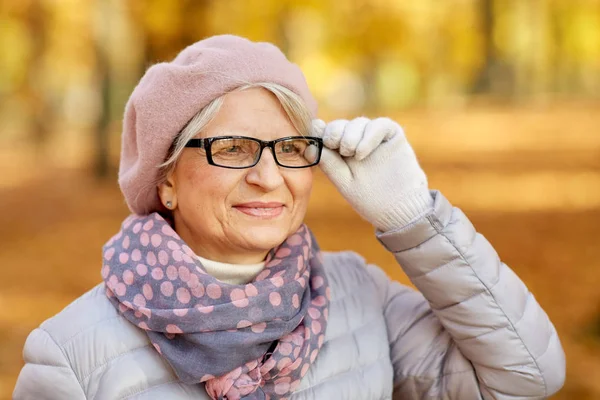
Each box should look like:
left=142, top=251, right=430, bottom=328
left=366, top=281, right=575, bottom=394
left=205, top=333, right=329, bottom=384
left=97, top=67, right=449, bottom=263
left=255, top=269, right=271, bottom=281
left=251, top=322, right=266, bottom=333
left=115, top=283, right=127, bottom=296
left=133, top=294, right=146, bottom=307
left=267, top=258, right=282, bottom=268
left=291, top=333, right=303, bottom=346
left=131, top=249, right=142, bottom=262
left=293, top=346, right=301, bottom=358
left=101, top=265, right=110, bottom=279
left=173, top=308, right=188, bottom=317
left=230, top=288, right=246, bottom=302
left=269, top=292, right=282, bottom=307
left=271, top=276, right=284, bottom=288
left=232, top=298, right=249, bottom=308
left=262, top=357, right=276, bottom=371
left=139, top=307, right=151, bottom=318
left=152, top=342, right=162, bottom=354
left=245, top=284, right=258, bottom=297
left=133, top=222, right=142, bottom=233
left=326, top=287, right=331, bottom=300
left=303, top=245, right=309, bottom=260
left=146, top=251, right=157, bottom=266
left=197, top=305, right=214, bottom=314
left=297, top=256, right=304, bottom=271
left=166, top=324, right=182, bottom=334
left=167, top=240, right=180, bottom=250
left=310, top=349, right=319, bottom=363
left=176, top=287, right=191, bottom=304
left=292, top=294, right=300, bottom=309
left=236, top=320, right=252, bottom=329
left=312, top=295, right=326, bottom=307
left=140, top=232, right=149, bottom=246
left=142, top=283, right=153, bottom=300
left=318, top=334, right=325, bottom=348
left=151, top=234, right=162, bottom=248
left=119, top=253, right=129, bottom=264
left=182, top=254, right=193, bottom=264
left=308, top=307, right=321, bottom=319
left=200, top=374, right=215, bottom=382
left=123, top=270, right=134, bottom=285
left=290, top=379, right=301, bottom=391
left=300, top=363, right=310, bottom=377
left=104, top=247, right=115, bottom=261
left=143, top=220, right=154, bottom=231
left=279, top=342, right=292, bottom=356
left=158, top=250, right=169, bottom=266
left=138, top=321, right=149, bottom=330
left=311, top=320, right=322, bottom=335
left=287, top=234, right=303, bottom=245
left=178, top=266, right=191, bottom=282
left=122, top=235, right=130, bottom=249
left=311, top=276, right=324, bottom=289
left=166, top=265, right=178, bottom=280
left=274, top=381, right=290, bottom=395
left=182, top=245, right=194, bottom=256
left=172, top=249, right=183, bottom=261
left=108, top=274, right=118, bottom=286
left=289, top=357, right=302, bottom=372
left=151, top=267, right=164, bottom=280
left=276, top=247, right=292, bottom=258
left=136, top=263, right=148, bottom=276
left=191, top=283, right=205, bottom=298
left=186, top=273, right=200, bottom=288
left=323, top=308, right=329, bottom=321
left=298, top=277, right=306, bottom=288
left=160, top=281, right=174, bottom=297
left=206, top=283, right=222, bottom=299
left=118, top=303, right=128, bottom=313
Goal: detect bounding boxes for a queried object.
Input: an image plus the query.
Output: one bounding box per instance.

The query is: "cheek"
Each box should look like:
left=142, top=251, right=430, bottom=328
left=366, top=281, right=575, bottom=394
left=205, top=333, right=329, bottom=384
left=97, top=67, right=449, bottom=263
left=177, top=162, right=240, bottom=206
left=286, top=169, right=314, bottom=201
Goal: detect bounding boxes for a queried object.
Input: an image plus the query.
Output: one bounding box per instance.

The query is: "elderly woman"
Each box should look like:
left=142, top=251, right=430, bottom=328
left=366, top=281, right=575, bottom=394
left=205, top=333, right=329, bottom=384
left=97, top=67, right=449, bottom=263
left=14, top=35, right=565, bottom=400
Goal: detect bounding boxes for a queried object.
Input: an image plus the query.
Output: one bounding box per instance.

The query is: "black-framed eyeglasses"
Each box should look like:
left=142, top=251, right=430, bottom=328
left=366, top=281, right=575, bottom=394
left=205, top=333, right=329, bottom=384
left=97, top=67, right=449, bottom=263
left=184, top=136, right=323, bottom=169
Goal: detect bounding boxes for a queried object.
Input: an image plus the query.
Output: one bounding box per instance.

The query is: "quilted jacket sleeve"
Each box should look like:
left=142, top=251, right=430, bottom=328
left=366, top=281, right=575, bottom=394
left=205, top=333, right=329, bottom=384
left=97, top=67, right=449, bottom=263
left=13, top=328, right=86, bottom=400
left=368, top=190, right=565, bottom=399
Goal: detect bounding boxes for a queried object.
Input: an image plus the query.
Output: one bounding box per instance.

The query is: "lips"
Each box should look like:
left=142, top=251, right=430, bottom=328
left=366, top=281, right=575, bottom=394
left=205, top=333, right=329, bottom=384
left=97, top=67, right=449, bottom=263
left=233, top=202, right=285, bottom=218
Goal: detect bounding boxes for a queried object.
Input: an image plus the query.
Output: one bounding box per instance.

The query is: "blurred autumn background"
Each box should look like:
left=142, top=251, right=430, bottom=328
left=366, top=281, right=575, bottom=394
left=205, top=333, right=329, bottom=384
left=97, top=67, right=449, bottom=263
left=1, top=0, right=599, bottom=398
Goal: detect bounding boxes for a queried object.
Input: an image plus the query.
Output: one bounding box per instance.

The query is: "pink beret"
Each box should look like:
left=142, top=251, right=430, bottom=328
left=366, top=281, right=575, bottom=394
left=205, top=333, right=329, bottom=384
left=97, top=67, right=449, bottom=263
left=118, top=35, right=318, bottom=215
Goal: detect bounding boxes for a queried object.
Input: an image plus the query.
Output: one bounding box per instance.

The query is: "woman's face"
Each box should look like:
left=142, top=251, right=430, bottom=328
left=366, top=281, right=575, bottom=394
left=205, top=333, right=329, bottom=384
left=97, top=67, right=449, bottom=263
left=159, top=88, right=314, bottom=263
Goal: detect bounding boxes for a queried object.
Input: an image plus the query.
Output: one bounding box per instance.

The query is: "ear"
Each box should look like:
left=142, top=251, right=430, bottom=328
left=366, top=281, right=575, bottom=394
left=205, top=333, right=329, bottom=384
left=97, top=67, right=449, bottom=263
left=157, top=171, right=178, bottom=210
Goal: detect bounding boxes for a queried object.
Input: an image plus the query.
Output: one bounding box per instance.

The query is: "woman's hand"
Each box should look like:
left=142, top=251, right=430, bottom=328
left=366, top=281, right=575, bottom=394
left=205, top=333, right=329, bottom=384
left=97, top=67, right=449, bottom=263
left=312, top=117, right=433, bottom=232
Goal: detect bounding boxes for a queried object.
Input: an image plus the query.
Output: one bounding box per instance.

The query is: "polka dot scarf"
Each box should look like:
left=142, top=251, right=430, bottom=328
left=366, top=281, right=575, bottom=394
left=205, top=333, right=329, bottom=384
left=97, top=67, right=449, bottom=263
left=102, top=213, right=330, bottom=400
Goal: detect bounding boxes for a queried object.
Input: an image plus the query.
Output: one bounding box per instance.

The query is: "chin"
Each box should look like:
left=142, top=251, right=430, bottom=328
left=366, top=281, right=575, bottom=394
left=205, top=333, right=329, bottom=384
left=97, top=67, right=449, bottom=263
left=239, top=224, right=293, bottom=251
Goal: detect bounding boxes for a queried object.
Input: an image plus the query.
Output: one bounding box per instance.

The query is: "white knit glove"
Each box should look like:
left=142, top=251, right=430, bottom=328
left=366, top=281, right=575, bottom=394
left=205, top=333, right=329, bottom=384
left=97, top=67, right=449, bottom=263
left=312, top=117, right=433, bottom=232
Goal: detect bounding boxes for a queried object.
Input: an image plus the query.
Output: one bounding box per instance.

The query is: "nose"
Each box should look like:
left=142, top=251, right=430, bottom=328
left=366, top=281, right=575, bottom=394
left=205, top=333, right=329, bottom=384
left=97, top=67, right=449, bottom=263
left=245, top=148, right=285, bottom=190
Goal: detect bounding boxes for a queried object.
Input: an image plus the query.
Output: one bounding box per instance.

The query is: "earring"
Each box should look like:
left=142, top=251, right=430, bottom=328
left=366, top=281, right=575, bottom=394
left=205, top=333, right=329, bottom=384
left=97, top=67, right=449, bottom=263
left=165, top=201, right=172, bottom=209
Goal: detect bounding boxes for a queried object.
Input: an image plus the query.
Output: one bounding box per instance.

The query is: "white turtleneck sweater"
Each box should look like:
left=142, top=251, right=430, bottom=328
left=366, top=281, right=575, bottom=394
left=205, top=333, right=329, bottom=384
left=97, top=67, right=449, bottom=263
left=195, top=255, right=266, bottom=285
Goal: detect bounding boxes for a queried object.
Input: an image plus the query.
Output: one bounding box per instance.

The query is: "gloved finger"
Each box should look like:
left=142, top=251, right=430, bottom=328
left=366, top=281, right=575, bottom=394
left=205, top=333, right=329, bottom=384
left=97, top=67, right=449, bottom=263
left=311, top=119, right=326, bottom=138
left=318, top=147, right=352, bottom=186
left=322, top=119, right=348, bottom=150
left=355, top=118, right=396, bottom=160
left=355, top=118, right=401, bottom=161
left=339, top=117, right=369, bottom=157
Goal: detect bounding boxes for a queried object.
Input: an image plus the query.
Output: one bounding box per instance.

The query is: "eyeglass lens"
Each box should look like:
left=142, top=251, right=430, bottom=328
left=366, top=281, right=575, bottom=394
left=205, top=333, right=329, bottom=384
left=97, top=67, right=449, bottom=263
left=210, top=138, right=320, bottom=168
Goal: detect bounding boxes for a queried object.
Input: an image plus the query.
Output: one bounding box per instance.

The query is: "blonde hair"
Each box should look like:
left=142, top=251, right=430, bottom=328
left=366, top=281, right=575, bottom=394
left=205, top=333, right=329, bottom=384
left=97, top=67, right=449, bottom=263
left=157, top=82, right=313, bottom=183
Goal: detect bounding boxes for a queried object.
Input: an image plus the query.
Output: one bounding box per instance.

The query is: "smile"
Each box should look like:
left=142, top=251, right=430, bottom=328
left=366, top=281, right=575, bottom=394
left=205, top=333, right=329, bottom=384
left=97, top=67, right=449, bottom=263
left=233, top=202, right=285, bottom=219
